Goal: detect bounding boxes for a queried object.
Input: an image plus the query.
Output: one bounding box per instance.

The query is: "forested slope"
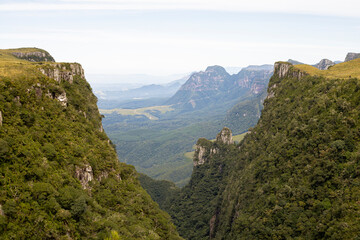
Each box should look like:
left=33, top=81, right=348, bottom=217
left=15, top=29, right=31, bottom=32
left=0, top=48, right=181, bottom=239
left=167, top=59, right=360, bottom=239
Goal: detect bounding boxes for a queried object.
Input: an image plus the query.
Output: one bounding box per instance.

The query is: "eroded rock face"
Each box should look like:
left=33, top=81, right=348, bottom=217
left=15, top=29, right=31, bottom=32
left=193, top=129, right=233, bottom=167
left=75, top=164, right=94, bottom=189
left=345, top=52, right=360, bottom=62
left=274, top=62, right=306, bottom=80
left=194, top=146, right=207, bottom=166
left=39, top=63, right=85, bottom=84
left=45, top=90, right=68, bottom=107
left=266, top=83, right=277, bottom=100
left=314, top=59, right=335, bottom=70
left=12, top=51, right=55, bottom=62
left=56, top=92, right=68, bottom=106
left=274, top=62, right=292, bottom=78
left=216, top=127, right=233, bottom=145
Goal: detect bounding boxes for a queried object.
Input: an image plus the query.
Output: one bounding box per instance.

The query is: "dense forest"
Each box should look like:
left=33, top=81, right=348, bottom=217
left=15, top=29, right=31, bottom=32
left=0, top=48, right=181, bottom=239
left=145, top=58, right=360, bottom=239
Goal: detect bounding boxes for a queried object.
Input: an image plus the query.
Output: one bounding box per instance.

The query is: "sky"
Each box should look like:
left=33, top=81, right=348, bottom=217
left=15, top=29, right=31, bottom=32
left=1, top=0, right=360, bottom=82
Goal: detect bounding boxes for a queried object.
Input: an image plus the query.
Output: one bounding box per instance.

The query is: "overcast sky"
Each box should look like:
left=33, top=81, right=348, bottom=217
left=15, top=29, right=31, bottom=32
left=1, top=0, right=359, bottom=79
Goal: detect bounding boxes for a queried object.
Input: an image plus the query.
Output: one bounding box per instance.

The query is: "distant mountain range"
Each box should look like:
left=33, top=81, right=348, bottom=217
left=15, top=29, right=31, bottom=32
left=166, top=65, right=273, bottom=112
left=95, top=74, right=189, bottom=109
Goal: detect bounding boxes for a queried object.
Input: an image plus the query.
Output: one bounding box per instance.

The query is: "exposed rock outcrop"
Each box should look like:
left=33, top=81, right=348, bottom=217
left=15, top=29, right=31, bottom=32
left=75, top=164, right=94, bottom=189
left=274, top=62, right=306, bottom=80
left=45, top=90, right=68, bottom=107
left=345, top=52, right=360, bottom=62
left=216, top=127, right=233, bottom=145
left=193, top=128, right=234, bottom=166
left=39, top=63, right=85, bottom=84
left=266, top=84, right=277, bottom=100
left=194, top=145, right=207, bottom=166
left=314, top=59, right=335, bottom=70
left=12, top=51, right=55, bottom=62
left=193, top=138, right=214, bottom=167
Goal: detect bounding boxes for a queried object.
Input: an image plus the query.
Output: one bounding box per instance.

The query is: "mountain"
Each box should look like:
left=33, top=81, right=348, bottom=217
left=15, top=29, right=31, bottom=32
left=164, top=57, right=360, bottom=239
left=345, top=52, right=360, bottom=62
left=166, top=65, right=273, bottom=111
left=287, top=59, right=304, bottom=65
left=0, top=48, right=181, bottom=239
left=289, top=58, right=339, bottom=70
left=313, top=58, right=335, bottom=70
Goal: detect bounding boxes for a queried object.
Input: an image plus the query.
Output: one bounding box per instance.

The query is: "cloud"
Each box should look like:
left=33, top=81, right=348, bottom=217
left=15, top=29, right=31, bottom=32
left=0, top=0, right=359, bottom=18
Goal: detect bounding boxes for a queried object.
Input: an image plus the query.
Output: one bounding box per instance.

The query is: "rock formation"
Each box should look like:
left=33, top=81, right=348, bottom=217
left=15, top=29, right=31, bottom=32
left=273, top=62, right=306, bottom=80
left=12, top=51, right=55, bottom=62
left=75, top=164, right=94, bottom=189
left=0, top=111, right=2, bottom=126
left=39, top=63, right=85, bottom=84
left=287, top=59, right=304, bottom=65
left=314, top=59, right=335, bottom=70
left=193, top=128, right=234, bottom=166
left=216, top=127, right=233, bottom=145
left=345, top=52, right=360, bottom=62
left=194, top=145, right=207, bottom=166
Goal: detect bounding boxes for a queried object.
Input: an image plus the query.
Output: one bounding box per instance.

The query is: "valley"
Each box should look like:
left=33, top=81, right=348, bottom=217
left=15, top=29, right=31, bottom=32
left=139, top=54, right=360, bottom=239
left=99, top=65, right=272, bottom=186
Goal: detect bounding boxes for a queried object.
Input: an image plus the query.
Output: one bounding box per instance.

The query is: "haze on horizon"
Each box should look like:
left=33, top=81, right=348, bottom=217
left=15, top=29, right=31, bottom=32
left=1, top=0, right=359, bottom=83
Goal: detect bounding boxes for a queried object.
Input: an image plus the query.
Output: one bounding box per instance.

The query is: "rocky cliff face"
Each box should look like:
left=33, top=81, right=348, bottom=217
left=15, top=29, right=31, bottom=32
left=193, top=128, right=234, bottom=167
left=39, top=63, right=85, bottom=84
left=215, top=127, right=233, bottom=145
left=314, top=59, right=335, bottom=70
left=75, top=164, right=94, bottom=189
left=345, top=52, right=360, bottom=62
left=11, top=49, right=55, bottom=62
left=273, top=62, right=307, bottom=80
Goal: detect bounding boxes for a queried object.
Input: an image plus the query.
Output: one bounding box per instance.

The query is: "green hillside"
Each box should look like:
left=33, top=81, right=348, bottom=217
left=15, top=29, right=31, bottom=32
left=167, top=59, right=360, bottom=239
left=0, top=48, right=181, bottom=239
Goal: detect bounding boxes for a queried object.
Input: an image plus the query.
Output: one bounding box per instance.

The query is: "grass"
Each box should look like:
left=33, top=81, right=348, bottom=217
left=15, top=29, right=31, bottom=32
left=0, top=50, right=40, bottom=78
left=100, top=105, right=174, bottom=120
left=233, top=132, right=248, bottom=143
left=0, top=48, right=57, bottom=78
left=295, top=58, right=360, bottom=79
left=184, top=151, right=195, bottom=160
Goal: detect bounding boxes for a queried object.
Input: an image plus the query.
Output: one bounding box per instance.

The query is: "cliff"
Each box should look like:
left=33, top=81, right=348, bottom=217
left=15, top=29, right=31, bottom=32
left=0, top=48, right=181, bottom=239
left=345, top=52, right=360, bottom=62
left=168, top=56, right=360, bottom=239
left=7, top=48, right=55, bottom=62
